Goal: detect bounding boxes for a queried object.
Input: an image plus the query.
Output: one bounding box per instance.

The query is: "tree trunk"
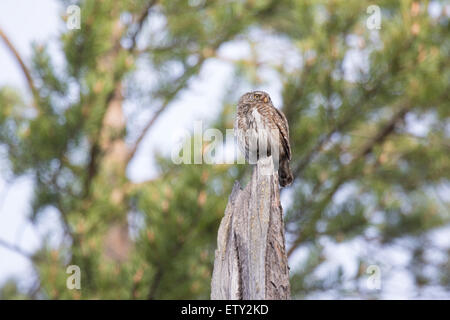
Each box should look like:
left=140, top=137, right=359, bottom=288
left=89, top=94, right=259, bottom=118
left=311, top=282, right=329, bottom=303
left=211, top=156, right=291, bottom=300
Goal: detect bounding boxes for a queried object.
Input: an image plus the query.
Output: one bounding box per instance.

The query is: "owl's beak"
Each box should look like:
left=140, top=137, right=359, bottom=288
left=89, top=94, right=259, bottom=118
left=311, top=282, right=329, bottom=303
left=263, top=97, right=268, bottom=103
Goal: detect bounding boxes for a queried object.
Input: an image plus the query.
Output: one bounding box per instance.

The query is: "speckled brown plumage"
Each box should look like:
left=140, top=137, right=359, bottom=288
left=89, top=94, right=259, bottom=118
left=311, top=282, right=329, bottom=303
left=234, top=91, right=293, bottom=187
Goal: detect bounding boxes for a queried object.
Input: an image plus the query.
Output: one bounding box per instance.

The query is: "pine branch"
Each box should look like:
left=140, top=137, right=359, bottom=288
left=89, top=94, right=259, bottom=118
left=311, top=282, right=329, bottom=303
left=291, top=37, right=415, bottom=179
left=0, top=27, right=40, bottom=113
left=287, top=104, right=412, bottom=257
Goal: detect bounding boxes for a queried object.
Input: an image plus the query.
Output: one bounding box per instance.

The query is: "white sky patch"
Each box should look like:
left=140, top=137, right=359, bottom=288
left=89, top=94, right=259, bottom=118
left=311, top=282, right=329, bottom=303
left=0, top=177, right=36, bottom=287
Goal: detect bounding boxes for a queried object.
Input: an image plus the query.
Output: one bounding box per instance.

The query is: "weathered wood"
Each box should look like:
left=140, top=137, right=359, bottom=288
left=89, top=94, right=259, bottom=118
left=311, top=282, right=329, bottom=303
left=211, top=156, right=291, bottom=300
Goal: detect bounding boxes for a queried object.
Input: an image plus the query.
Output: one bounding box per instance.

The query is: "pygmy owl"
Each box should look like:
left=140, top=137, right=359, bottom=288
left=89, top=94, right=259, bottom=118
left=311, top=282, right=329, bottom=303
left=235, top=91, right=293, bottom=187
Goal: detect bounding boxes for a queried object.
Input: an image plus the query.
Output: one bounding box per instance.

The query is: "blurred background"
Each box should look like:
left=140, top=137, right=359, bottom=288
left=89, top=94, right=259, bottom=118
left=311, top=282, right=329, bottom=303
left=0, top=0, right=449, bottom=299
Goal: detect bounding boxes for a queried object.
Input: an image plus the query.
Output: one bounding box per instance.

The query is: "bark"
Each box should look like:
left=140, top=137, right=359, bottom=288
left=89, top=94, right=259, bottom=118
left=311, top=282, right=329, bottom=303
left=211, top=156, right=291, bottom=300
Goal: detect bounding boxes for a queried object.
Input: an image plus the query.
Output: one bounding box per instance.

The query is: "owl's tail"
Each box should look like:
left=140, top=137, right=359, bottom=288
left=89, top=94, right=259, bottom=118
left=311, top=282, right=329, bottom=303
left=279, top=158, right=293, bottom=187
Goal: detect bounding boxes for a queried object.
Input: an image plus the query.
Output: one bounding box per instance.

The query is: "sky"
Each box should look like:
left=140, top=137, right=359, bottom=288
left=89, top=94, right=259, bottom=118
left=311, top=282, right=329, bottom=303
left=0, top=0, right=448, bottom=299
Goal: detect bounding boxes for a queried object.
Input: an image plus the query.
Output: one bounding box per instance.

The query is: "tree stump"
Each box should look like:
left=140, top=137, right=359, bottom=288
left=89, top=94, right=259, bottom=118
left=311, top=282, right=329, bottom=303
left=211, top=156, right=291, bottom=299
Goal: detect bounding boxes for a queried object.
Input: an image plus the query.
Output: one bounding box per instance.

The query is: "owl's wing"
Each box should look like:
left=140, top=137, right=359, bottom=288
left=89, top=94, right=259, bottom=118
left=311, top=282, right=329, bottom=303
left=234, top=111, right=249, bottom=160
left=273, top=107, right=291, bottom=160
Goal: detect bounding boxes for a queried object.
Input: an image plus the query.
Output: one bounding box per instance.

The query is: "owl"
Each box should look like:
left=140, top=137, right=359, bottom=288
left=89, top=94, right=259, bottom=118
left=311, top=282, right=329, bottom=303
left=235, top=91, right=293, bottom=187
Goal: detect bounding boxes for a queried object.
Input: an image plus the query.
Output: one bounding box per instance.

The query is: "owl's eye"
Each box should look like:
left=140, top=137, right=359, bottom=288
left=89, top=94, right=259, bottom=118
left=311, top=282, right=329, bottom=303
left=253, top=93, right=261, bottom=100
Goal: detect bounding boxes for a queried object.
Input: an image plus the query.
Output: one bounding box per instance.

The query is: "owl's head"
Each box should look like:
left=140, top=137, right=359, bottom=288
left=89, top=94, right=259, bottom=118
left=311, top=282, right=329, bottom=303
left=238, top=91, right=272, bottom=106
